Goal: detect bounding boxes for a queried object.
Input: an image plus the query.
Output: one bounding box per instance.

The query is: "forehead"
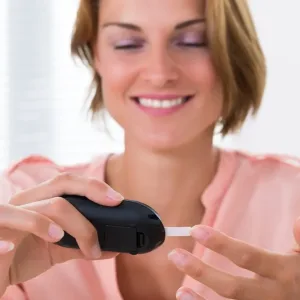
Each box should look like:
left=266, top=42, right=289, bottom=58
left=99, top=0, right=206, bottom=25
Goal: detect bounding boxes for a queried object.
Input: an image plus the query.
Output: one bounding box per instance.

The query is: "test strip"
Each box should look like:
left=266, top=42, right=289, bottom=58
left=164, top=227, right=191, bottom=237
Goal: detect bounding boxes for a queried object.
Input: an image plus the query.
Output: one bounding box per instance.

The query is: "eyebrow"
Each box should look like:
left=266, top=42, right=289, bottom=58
left=101, top=18, right=205, bottom=31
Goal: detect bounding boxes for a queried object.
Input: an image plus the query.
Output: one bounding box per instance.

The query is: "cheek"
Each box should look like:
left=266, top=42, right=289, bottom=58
left=185, top=55, right=223, bottom=125
left=101, top=60, right=133, bottom=93
left=99, top=57, right=132, bottom=105
left=189, top=55, right=217, bottom=91
left=99, top=54, right=139, bottom=125
left=97, top=46, right=139, bottom=94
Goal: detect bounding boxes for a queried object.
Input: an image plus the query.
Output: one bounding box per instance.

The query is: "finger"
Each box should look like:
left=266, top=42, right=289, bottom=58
left=176, top=287, right=206, bottom=300
left=11, top=173, right=123, bottom=206
left=23, top=197, right=102, bottom=259
left=48, top=244, right=117, bottom=264
left=0, top=204, right=64, bottom=243
left=169, top=249, right=275, bottom=300
left=190, top=225, right=283, bottom=278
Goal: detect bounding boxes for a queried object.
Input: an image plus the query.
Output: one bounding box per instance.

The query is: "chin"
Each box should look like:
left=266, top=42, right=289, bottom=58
left=129, top=130, right=203, bottom=153
left=109, top=103, right=219, bottom=153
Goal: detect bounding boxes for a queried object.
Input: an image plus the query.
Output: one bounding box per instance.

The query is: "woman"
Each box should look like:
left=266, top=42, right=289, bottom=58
left=1, top=0, right=300, bottom=299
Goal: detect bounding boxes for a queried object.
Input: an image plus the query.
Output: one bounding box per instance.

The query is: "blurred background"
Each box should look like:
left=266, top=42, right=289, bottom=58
left=0, top=0, right=299, bottom=170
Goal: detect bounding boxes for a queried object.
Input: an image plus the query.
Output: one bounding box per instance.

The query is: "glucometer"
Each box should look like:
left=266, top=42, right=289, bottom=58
left=55, top=195, right=191, bottom=255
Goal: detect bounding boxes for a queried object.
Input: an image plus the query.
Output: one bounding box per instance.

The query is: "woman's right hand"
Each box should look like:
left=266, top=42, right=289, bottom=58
left=0, top=173, right=124, bottom=297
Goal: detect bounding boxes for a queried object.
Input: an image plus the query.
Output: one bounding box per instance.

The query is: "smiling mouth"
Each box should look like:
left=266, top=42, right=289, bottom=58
left=131, top=96, right=193, bottom=109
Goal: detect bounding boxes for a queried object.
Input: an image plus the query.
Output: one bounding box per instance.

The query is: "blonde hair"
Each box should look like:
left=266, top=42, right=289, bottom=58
left=71, top=0, right=266, bottom=135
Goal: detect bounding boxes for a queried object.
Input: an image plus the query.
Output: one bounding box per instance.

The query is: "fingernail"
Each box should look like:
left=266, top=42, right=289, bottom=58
left=190, top=226, right=211, bottom=243
left=49, top=224, right=65, bottom=240
left=106, top=188, right=124, bottom=202
left=0, top=241, right=15, bottom=254
left=176, top=290, right=195, bottom=300
left=92, top=243, right=102, bottom=258
left=168, top=250, right=187, bottom=267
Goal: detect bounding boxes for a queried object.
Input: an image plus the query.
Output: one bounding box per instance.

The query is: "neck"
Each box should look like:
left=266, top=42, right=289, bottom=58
left=106, top=134, right=219, bottom=226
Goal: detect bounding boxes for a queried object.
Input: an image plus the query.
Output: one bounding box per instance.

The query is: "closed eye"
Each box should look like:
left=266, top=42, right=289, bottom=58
left=115, top=42, right=206, bottom=50
left=114, top=44, right=142, bottom=50
left=177, top=42, right=206, bottom=47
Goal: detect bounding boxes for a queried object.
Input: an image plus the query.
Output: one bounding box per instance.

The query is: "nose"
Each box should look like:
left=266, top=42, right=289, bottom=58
left=141, top=47, right=179, bottom=87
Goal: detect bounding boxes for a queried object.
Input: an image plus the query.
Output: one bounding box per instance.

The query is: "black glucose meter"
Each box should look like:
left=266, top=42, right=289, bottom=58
left=55, top=195, right=166, bottom=255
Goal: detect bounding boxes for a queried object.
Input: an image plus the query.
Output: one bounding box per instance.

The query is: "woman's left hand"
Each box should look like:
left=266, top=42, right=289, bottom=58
left=168, top=220, right=300, bottom=300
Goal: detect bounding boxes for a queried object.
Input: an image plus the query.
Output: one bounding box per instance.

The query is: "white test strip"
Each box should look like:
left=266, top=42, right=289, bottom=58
left=164, top=227, right=192, bottom=237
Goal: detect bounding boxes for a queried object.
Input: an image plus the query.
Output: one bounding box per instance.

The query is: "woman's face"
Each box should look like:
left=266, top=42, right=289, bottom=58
left=95, top=0, right=223, bottom=150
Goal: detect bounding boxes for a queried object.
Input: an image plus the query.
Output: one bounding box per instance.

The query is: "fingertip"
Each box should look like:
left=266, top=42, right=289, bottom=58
left=176, top=288, right=188, bottom=299
left=91, top=243, right=102, bottom=259
left=176, top=287, right=200, bottom=300
left=0, top=241, right=15, bottom=254
left=190, top=225, right=212, bottom=243
left=105, top=188, right=124, bottom=205
left=48, top=223, right=65, bottom=241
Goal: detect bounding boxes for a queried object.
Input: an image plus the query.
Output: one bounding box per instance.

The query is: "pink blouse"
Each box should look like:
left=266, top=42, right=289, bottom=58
left=1, top=148, right=300, bottom=299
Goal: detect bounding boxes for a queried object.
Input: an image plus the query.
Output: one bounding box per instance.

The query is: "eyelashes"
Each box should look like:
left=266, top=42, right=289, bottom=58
left=114, top=38, right=144, bottom=50
left=113, top=33, right=206, bottom=50
left=114, top=41, right=206, bottom=50
left=176, top=42, right=206, bottom=48
left=114, top=44, right=142, bottom=50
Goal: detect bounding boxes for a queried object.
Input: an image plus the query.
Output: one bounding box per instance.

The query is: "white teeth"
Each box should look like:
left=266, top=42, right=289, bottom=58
left=137, top=98, right=184, bottom=108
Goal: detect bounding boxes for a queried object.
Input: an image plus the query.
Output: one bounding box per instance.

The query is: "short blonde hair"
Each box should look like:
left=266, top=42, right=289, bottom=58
left=71, top=0, right=266, bottom=135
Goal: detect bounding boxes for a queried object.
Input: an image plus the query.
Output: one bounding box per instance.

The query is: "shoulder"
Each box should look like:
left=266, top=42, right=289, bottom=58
left=224, top=148, right=300, bottom=198
left=218, top=149, right=300, bottom=251
left=232, top=149, right=300, bottom=181
left=1, top=153, right=112, bottom=194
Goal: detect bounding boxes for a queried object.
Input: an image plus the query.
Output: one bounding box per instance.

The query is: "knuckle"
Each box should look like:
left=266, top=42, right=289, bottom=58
left=86, top=177, right=106, bottom=195
left=51, top=172, right=74, bottom=186
left=211, top=236, right=226, bottom=254
left=48, top=197, right=68, bottom=215
left=25, top=214, right=42, bottom=232
left=236, top=252, right=256, bottom=269
left=78, top=224, right=98, bottom=244
left=221, top=279, right=241, bottom=299
left=192, top=265, right=204, bottom=280
left=88, top=178, right=104, bottom=189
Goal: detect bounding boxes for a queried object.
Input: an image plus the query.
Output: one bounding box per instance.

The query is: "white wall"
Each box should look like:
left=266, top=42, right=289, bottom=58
left=0, top=0, right=8, bottom=168
left=219, top=0, right=300, bottom=155
left=0, top=0, right=299, bottom=170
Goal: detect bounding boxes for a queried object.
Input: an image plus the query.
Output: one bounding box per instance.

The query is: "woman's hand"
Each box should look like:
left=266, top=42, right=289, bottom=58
left=168, top=223, right=300, bottom=300
left=0, top=173, right=123, bottom=297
